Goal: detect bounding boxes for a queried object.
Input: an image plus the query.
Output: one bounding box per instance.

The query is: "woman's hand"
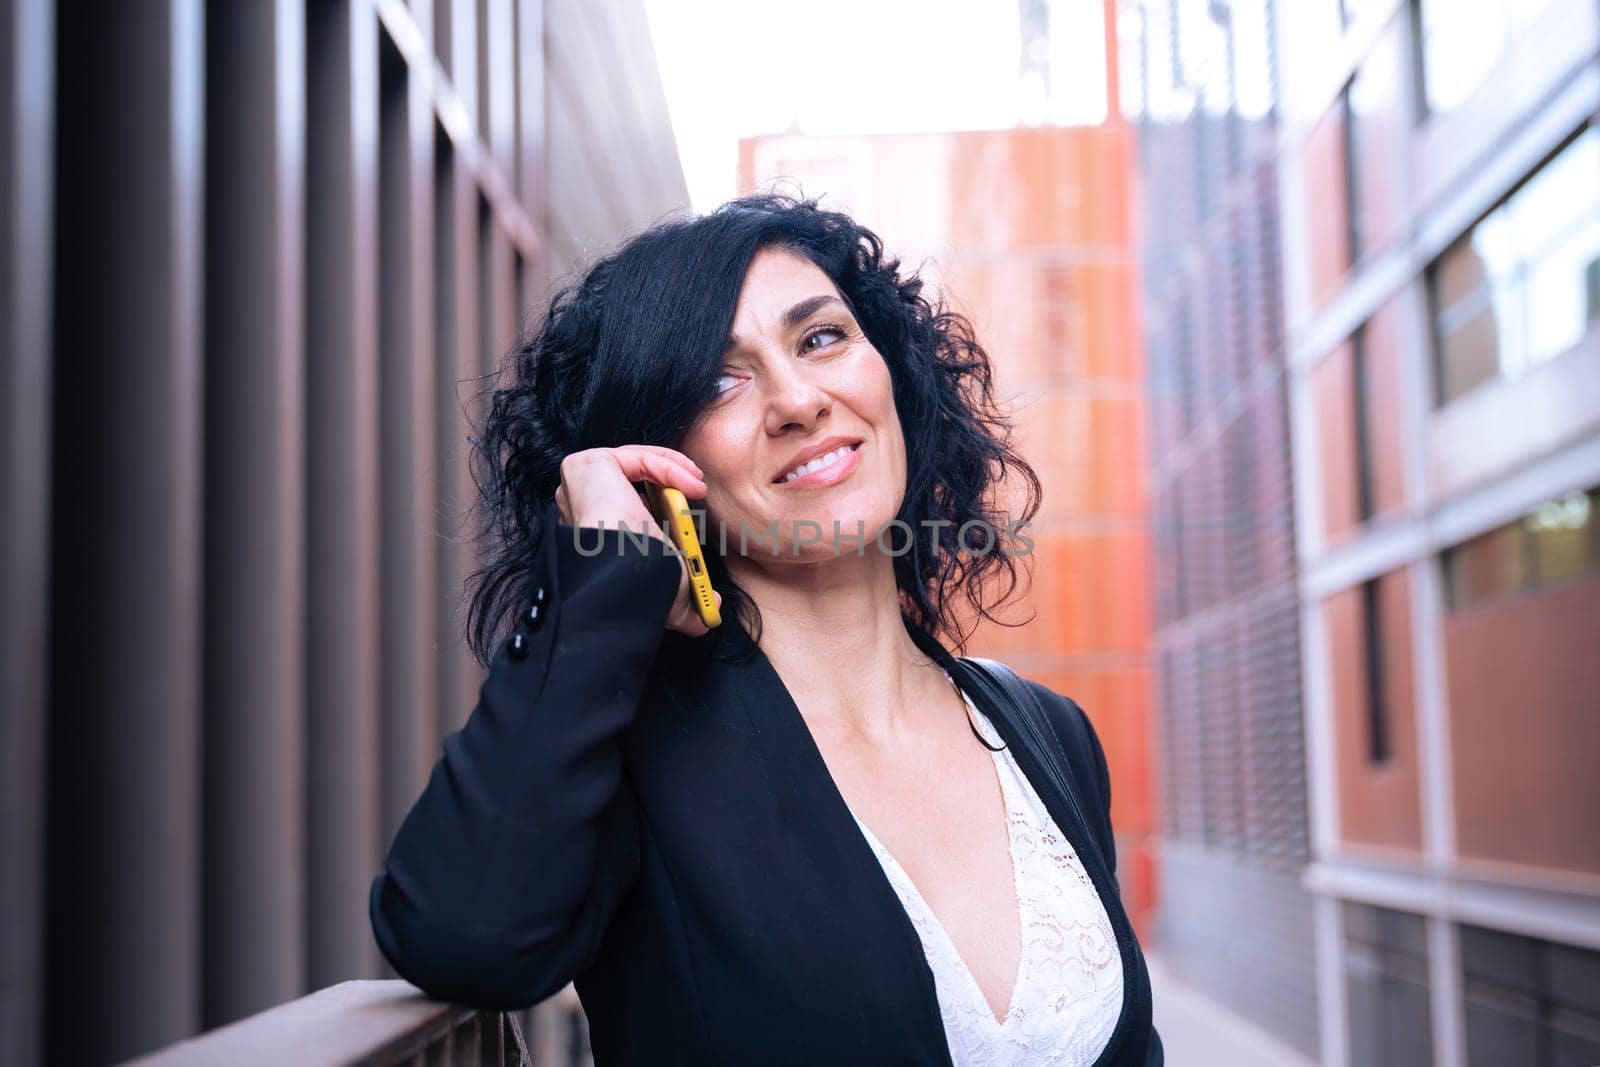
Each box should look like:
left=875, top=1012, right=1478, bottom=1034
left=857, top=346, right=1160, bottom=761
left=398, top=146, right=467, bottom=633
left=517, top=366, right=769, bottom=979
left=554, top=444, right=723, bottom=636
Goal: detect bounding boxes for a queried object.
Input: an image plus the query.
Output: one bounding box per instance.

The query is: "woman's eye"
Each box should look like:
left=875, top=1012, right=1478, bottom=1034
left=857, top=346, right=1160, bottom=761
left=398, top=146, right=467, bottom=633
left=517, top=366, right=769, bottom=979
left=802, top=325, right=846, bottom=352
left=713, top=372, right=740, bottom=396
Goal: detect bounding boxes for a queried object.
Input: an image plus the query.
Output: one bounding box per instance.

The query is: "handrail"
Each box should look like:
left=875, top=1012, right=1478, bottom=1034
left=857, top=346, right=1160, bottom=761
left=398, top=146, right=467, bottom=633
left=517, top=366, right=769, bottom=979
left=120, top=980, right=588, bottom=1066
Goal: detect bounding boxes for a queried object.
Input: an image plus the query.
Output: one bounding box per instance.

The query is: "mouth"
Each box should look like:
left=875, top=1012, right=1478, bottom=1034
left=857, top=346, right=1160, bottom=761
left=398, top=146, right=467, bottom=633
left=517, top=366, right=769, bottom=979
left=773, top=441, right=863, bottom=488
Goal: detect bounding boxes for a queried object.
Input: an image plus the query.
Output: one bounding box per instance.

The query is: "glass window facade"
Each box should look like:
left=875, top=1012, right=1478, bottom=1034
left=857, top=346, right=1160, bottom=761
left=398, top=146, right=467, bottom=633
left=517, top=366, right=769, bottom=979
left=1460, top=924, right=1600, bottom=1066
left=1343, top=903, right=1435, bottom=1067
left=1417, top=0, right=1557, bottom=116
left=1443, top=486, right=1600, bottom=611
left=1430, top=126, right=1600, bottom=405
left=1346, top=15, right=1408, bottom=259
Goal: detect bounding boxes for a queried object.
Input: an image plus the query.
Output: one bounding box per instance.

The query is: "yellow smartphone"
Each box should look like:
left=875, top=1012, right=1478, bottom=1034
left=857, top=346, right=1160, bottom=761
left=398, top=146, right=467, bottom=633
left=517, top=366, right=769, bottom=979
left=644, top=482, right=721, bottom=629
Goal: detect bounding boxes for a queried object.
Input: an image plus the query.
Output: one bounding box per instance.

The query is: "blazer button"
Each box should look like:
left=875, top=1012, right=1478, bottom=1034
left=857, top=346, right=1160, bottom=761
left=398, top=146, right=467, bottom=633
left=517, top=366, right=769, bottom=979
left=507, top=631, right=530, bottom=661
left=531, top=585, right=547, bottom=607
left=523, top=601, right=544, bottom=631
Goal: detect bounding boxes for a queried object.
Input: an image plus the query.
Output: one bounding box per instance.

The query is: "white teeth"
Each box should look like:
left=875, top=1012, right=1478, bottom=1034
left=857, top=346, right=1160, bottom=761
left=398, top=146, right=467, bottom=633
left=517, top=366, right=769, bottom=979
left=782, top=445, right=853, bottom=483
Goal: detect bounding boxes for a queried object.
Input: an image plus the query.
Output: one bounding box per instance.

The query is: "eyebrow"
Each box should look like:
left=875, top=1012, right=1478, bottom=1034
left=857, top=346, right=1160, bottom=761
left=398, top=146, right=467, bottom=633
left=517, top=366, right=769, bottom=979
left=723, top=295, right=850, bottom=355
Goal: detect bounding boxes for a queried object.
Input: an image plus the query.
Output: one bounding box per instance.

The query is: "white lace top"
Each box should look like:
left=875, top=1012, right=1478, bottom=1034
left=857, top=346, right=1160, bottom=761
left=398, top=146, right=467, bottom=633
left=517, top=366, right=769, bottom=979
left=846, top=684, right=1124, bottom=1065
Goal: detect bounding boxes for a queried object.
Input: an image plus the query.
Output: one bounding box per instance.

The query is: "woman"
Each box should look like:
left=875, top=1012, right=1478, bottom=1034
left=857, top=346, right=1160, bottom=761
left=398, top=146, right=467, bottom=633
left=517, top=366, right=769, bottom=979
left=369, top=194, right=1163, bottom=1064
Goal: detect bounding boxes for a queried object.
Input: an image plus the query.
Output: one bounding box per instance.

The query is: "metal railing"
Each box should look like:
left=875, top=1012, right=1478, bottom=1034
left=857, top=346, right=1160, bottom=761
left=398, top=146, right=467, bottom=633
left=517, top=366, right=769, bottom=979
left=122, top=982, right=592, bottom=1067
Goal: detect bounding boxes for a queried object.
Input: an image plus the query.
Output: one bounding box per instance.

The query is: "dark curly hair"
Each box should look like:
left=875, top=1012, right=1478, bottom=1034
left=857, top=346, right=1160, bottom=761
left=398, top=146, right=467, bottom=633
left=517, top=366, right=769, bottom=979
left=462, top=192, right=1041, bottom=670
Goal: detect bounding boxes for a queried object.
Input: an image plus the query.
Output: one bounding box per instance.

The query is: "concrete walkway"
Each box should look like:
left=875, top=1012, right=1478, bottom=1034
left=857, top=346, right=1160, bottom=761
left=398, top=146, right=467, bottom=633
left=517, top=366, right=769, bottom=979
left=1147, top=955, right=1319, bottom=1066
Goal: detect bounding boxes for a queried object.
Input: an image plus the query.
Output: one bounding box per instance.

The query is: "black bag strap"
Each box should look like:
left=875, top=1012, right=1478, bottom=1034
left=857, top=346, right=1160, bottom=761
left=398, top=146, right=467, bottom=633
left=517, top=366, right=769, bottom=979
left=950, top=656, right=1109, bottom=874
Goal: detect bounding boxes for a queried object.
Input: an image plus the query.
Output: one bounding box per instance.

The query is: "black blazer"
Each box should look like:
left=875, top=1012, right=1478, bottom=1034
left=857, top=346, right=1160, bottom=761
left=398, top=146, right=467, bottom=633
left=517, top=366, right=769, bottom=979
left=370, top=508, right=1163, bottom=1065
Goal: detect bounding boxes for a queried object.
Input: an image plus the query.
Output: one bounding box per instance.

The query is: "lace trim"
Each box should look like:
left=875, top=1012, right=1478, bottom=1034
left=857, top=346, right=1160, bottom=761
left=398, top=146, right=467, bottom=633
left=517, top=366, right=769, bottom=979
left=850, top=694, right=1123, bottom=1065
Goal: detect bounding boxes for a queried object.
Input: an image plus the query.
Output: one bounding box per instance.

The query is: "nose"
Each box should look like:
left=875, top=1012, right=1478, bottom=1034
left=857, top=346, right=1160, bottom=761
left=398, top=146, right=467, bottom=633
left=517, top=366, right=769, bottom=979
left=762, top=363, right=831, bottom=436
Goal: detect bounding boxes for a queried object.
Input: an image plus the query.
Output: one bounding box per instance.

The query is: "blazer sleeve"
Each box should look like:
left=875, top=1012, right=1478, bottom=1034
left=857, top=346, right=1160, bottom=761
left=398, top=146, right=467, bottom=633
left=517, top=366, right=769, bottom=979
left=1022, top=680, right=1119, bottom=880
left=1071, top=697, right=1118, bottom=879
left=369, top=502, right=683, bottom=1011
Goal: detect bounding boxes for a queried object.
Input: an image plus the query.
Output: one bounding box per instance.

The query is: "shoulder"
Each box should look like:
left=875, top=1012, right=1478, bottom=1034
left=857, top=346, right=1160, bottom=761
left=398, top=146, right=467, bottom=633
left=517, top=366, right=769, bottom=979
left=1031, top=682, right=1102, bottom=754
left=983, top=665, right=1100, bottom=756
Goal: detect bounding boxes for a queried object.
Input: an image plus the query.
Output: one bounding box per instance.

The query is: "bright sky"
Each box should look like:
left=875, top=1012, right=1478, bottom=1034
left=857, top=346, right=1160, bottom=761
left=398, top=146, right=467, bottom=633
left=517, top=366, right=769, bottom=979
left=643, top=0, right=1109, bottom=213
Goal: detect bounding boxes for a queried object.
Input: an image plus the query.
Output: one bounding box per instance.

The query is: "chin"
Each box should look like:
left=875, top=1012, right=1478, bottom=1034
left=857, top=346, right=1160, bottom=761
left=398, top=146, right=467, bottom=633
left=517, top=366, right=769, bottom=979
left=793, top=502, right=905, bottom=559
left=715, top=482, right=903, bottom=561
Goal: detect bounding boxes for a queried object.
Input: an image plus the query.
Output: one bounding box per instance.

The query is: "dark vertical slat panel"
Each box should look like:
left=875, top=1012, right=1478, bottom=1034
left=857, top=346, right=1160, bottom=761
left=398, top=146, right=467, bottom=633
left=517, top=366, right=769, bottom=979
left=377, top=18, right=412, bottom=907
left=47, top=0, right=205, bottom=1060
left=433, top=128, right=484, bottom=739
left=455, top=1012, right=480, bottom=1064
left=1, top=1, right=54, bottom=1063
left=452, top=0, right=477, bottom=125
left=506, top=0, right=519, bottom=196
left=486, top=0, right=512, bottom=174
left=516, top=0, right=544, bottom=221
left=586, top=0, right=679, bottom=220
left=424, top=1018, right=455, bottom=1066
left=444, top=120, right=492, bottom=729
left=482, top=215, right=516, bottom=369
left=475, top=0, right=491, bottom=144
left=406, top=4, right=444, bottom=825
left=449, top=153, right=483, bottom=520
left=512, top=250, right=528, bottom=337
left=433, top=0, right=450, bottom=78
left=306, top=0, right=385, bottom=987
left=503, top=246, right=522, bottom=348
left=477, top=196, right=495, bottom=381
left=377, top=23, right=439, bottom=842
left=201, top=0, right=308, bottom=1025
left=477, top=1012, right=503, bottom=1066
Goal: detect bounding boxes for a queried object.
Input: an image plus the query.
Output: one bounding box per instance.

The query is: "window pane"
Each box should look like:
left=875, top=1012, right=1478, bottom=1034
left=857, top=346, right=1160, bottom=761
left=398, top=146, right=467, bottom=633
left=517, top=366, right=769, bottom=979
left=1418, top=0, right=1556, bottom=117
left=1433, top=126, right=1600, bottom=404
left=1343, top=904, right=1434, bottom=1067
left=1485, top=275, right=1530, bottom=381
left=1437, top=302, right=1501, bottom=403
left=1348, top=19, right=1407, bottom=257
left=1522, top=218, right=1600, bottom=368
left=1420, top=3, right=1509, bottom=115
left=1445, top=487, right=1600, bottom=609
left=1435, top=235, right=1490, bottom=312
left=1471, top=210, right=1520, bottom=286
left=1460, top=923, right=1600, bottom=1067
left=1279, top=0, right=1345, bottom=109
left=1446, top=524, right=1527, bottom=609
left=1525, top=490, right=1598, bottom=586
left=1505, top=130, right=1600, bottom=263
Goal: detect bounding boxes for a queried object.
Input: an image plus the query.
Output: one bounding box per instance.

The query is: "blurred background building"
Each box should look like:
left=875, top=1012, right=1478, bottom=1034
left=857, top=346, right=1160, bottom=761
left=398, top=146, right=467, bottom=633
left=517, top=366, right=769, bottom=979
left=6, top=0, right=1600, bottom=1065
left=1116, top=0, right=1319, bottom=1057
left=2, top=0, right=685, bottom=1062
left=1121, top=0, right=1600, bottom=1064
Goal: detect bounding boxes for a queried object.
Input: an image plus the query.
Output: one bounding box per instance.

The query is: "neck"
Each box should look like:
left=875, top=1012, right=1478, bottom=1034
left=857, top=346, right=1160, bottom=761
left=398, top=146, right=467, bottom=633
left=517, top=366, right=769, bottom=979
left=726, top=546, right=954, bottom=748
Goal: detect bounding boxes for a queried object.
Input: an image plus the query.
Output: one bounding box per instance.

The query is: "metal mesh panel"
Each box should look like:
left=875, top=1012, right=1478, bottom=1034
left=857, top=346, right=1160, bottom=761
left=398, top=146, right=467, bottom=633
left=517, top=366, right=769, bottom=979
left=1124, top=0, right=1316, bottom=1048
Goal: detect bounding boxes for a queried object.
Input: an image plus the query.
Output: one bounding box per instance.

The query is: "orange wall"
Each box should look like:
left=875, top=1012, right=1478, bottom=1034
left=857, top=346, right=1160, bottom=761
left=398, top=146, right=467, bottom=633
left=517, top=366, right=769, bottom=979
left=739, top=123, right=1155, bottom=930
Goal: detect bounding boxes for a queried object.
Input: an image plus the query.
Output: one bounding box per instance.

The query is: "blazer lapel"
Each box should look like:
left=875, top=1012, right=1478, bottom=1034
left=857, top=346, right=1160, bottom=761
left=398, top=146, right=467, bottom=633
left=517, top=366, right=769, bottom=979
left=679, top=620, right=1138, bottom=1065
left=707, top=619, right=955, bottom=1064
